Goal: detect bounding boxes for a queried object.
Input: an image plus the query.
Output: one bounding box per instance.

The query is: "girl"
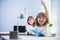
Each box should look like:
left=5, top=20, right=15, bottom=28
left=26, top=16, right=36, bottom=35
left=35, top=1, right=49, bottom=36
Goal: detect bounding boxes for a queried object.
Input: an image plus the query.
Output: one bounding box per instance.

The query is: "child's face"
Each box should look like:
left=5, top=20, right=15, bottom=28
left=28, top=18, right=34, bottom=25
left=37, top=16, right=46, bottom=25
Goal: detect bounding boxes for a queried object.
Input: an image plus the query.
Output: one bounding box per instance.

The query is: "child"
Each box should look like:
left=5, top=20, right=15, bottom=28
left=26, top=16, right=36, bottom=35
left=26, top=16, right=45, bottom=37
left=35, top=1, right=49, bottom=36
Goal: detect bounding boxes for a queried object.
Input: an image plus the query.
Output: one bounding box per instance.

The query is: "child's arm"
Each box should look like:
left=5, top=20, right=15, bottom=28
left=41, top=1, right=49, bottom=17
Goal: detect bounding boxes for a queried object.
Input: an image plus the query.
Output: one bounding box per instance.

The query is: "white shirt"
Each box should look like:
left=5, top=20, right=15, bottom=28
left=34, top=26, right=46, bottom=35
left=26, top=24, right=35, bottom=34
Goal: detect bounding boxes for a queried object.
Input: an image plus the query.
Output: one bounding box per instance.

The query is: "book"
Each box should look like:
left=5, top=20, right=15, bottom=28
left=31, top=29, right=45, bottom=37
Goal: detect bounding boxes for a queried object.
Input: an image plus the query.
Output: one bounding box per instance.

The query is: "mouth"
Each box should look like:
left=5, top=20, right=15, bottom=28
left=39, top=21, right=43, bottom=23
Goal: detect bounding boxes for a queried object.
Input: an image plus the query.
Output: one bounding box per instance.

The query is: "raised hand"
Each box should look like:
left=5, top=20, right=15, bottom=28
left=40, top=0, right=49, bottom=17
left=40, top=0, right=45, bottom=5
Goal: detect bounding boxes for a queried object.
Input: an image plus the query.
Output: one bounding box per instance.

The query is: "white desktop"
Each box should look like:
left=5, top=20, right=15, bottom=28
left=0, top=32, right=60, bottom=40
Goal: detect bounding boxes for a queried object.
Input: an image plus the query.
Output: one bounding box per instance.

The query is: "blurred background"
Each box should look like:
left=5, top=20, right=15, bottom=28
left=0, top=0, right=60, bottom=36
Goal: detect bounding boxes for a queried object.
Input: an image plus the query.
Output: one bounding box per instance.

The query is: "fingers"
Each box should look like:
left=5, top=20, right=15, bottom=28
left=40, top=0, right=43, bottom=2
left=40, top=0, right=45, bottom=5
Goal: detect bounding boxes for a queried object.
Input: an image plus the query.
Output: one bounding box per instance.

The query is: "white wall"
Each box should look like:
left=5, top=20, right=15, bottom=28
left=0, top=0, right=28, bottom=32
left=57, top=0, right=60, bottom=36
left=0, top=0, right=44, bottom=32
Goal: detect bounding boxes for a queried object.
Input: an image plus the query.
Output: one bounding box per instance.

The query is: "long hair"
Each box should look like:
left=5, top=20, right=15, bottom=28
left=36, top=12, right=49, bottom=26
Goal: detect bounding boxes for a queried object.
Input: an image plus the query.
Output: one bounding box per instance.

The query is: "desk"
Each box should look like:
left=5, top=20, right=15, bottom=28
left=0, top=32, right=60, bottom=40
left=1, top=36, right=60, bottom=40
left=0, top=32, right=27, bottom=36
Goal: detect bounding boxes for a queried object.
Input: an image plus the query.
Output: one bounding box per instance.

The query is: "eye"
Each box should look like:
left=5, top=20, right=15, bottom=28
left=29, top=18, right=32, bottom=21
left=38, top=17, right=41, bottom=19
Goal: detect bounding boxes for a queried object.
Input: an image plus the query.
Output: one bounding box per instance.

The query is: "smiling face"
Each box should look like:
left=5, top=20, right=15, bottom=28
left=37, top=16, right=46, bottom=25
left=36, top=13, right=48, bottom=26
left=27, top=16, right=35, bottom=26
left=28, top=18, right=34, bottom=25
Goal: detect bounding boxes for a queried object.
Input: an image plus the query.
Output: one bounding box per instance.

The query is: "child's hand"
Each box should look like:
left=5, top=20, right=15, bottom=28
left=40, top=0, right=45, bottom=5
